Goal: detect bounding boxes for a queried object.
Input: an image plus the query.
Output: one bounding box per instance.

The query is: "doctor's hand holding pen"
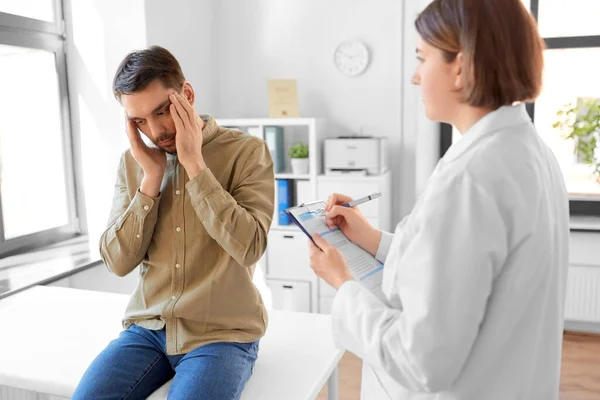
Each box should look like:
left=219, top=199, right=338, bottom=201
left=308, top=192, right=384, bottom=289
left=323, top=193, right=383, bottom=258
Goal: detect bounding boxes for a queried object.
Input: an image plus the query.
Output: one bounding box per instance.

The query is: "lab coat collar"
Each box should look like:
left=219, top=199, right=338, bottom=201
left=442, top=103, right=531, bottom=163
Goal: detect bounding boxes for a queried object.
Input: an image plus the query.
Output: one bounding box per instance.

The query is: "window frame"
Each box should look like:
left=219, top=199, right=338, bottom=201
left=439, top=0, right=600, bottom=216
left=0, top=0, right=83, bottom=257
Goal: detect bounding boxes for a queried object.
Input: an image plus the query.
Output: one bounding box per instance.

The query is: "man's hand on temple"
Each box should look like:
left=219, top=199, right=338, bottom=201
left=126, top=117, right=165, bottom=197
left=170, top=92, right=207, bottom=180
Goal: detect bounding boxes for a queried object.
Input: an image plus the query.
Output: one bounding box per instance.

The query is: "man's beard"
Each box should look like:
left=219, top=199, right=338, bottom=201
left=155, top=133, right=176, bottom=154
left=158, top=144, right=177, bottom=155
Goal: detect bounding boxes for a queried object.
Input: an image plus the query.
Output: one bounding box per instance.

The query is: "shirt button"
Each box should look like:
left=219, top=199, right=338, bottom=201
left=136, top=234, right=141, bottom=238
left=176, top=227, right=181, bottom=232
left=143, top=205, right=149, bottom=211
left=175, top=263, right=181, bottom=269
left=171, top=295, right=176, bottom=300
left=175, top=190, right=181, bottom=195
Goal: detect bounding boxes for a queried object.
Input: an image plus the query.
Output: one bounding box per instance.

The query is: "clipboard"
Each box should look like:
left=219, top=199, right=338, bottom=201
left=284, top=199, right=385, bottom=298
left=284, top=200, right=327, bottom=249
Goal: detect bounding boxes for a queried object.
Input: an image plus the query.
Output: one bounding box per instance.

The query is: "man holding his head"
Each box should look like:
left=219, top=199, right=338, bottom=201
left=72, top=46, right=274, bottom=400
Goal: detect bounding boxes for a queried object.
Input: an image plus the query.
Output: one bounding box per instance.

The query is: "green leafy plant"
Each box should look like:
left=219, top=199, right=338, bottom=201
left=288, top=142, right=309, bottom=159
left=554, top=98, right=600, bottom=183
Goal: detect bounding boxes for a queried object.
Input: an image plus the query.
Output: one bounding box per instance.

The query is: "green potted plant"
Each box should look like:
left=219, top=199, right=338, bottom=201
left=554, top=98, right=600, bottom=183
left=288, top=142, right=309, bottom=174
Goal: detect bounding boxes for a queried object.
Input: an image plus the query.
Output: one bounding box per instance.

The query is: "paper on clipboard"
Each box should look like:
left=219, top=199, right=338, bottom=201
left=285, top=201, right=384, bottom=298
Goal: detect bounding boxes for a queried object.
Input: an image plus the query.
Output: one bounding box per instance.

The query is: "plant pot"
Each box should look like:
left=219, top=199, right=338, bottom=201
left=290, top=158, right=309, bottom=175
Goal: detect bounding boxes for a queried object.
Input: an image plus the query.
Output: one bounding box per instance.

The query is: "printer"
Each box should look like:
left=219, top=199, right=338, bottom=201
left=324, top=136, right=388, bottom=176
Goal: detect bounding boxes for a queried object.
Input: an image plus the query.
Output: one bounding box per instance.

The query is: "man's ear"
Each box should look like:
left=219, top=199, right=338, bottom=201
left=454, top=52, right=464, bottom=91
left=181, top=82, right=195, bottom=106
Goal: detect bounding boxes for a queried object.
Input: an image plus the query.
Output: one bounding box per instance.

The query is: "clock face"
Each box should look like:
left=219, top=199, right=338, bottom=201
left=334, top=40, right=370, bottom=77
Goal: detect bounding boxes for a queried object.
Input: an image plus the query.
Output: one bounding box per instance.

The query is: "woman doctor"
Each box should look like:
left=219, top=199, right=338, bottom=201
left=309, top=0, right=569, bottom=399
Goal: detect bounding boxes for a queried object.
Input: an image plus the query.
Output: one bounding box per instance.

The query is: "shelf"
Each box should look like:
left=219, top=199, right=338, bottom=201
left=275, top=173, right=311, bottom=180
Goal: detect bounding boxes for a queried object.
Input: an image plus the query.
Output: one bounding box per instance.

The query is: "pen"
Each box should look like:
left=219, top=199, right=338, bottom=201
left=342, top=192, right=382, bottom=208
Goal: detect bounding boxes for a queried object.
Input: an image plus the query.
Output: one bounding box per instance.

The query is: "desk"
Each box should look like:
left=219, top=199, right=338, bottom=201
left=0, top=286, right=343, bottom=399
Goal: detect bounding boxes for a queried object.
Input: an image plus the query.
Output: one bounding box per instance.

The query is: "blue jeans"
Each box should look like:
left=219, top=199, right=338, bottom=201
left=72, top=324, right=259, bottom=400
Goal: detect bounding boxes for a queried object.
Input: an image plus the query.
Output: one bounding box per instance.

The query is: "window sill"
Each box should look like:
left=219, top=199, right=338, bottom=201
left=0, top=235, right=102, bottom=300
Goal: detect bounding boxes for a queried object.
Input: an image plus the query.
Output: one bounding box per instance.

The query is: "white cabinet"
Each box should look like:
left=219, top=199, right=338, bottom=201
left=266, top=231, right=312, bottom=280
left=318, top=278, right=337, bottom=298
left=266, top=280, right=311, bottom=313
left=319, top=297, right=334, bottom=315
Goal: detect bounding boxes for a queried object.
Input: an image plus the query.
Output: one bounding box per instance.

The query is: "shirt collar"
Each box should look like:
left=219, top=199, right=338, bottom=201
left=200, top=114, right=220, bottom=146
left=442, top=103, right=531, bottom=163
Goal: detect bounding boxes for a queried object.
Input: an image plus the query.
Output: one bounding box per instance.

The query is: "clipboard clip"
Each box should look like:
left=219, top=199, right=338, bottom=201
left=298, top=200, right=327, bottom=216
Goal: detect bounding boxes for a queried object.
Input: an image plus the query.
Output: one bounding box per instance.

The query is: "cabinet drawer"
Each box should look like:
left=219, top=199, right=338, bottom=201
left=267, top=231, right=312, bottom=280
left=267, top=279, right=311, bottom=313
left=317, top=181, right=381, bottom=218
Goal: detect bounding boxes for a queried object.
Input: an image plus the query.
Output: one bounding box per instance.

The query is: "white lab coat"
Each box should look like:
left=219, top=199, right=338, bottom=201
left=332, top=104, right=569, bottom=399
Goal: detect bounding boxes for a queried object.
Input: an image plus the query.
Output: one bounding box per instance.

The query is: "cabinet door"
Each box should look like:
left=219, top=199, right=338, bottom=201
left=267, top=280, right=311, bottom=312
left=267, top=231, right=312, bottom=280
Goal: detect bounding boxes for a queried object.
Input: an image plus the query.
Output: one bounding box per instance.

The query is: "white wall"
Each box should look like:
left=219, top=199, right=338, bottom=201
left=64, top=0, right=147, bottom=252
left=142, top=0, right=441, bottom=224
left=66, top=0, right=440, bottom=231
left=145, top=0, right=219, bottom=113
left=214, top=0, right=405, bottom=222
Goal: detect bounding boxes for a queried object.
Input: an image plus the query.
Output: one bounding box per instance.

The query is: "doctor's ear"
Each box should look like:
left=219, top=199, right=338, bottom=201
left=453, top=52, right=464, bottom=91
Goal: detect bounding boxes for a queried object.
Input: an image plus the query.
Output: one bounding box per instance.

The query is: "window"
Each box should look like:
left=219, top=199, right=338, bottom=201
left=0, top=1, right=81, bottom=256
left=440, top=0, right=600, bottom=216
left=0, top=0, right=56, bottom=22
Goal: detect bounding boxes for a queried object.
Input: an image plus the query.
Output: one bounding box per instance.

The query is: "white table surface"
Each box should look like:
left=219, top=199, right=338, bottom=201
left=0, top=285, right=343, bottom=400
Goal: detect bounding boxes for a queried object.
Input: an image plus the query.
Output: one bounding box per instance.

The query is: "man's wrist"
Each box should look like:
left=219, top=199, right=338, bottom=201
left=184, top=159, right=207, bottom=180
left=142, top=168, right=164, bottom=181
left=140, top=173, right=162, bottom=197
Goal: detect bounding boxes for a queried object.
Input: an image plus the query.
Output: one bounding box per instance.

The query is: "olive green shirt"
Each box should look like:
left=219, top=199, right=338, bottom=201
left=99, top=115, right=274, bottom=355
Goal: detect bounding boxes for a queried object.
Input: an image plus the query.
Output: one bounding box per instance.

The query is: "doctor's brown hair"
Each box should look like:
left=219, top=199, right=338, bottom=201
left=415, top=0, right=545, bottom=109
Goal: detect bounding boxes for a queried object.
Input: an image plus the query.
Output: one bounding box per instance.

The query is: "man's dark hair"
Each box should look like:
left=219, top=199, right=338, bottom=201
left=113, top=45, right=185, bottom=100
